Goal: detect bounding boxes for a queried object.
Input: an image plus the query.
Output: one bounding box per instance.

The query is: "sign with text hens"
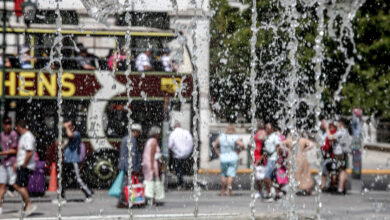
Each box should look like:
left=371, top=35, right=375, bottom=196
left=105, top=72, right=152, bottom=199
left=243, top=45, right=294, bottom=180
left=0, top=70, right=193, bottom=99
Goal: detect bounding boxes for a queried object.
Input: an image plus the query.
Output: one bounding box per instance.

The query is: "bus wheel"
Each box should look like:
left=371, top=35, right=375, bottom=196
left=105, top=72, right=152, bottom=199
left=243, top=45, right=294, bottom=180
left=81, top=149, right=119, bottom=189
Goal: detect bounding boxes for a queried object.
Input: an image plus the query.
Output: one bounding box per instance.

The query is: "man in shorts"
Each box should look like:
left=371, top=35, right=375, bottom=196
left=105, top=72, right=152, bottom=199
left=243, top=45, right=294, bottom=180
left=263, top=123, right=281, bottom=202
left=0, top=117, right=18, bottom=214
left=13, top=119, right=37, bottom=216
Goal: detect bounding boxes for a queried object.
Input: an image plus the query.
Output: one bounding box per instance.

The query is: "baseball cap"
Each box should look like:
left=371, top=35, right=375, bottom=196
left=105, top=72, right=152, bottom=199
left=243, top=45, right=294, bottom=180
left=131, top=124, right=142, bottom=132
left=3, top=117, right=12, bottom=125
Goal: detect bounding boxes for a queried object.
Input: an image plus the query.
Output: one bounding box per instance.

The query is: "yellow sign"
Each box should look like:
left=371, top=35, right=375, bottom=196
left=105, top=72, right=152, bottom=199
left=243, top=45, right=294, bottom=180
left=0, top=71, right=76, bottom=97
left=161, top=77, right=181, bottom=94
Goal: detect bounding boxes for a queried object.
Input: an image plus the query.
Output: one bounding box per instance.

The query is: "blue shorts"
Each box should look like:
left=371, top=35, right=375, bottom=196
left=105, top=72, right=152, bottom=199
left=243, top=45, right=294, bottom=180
left=221, top=161, right=238, bottom=177
left=264, top=160, right=276, bottom=179
left=321, top=159, right=332, bottom=175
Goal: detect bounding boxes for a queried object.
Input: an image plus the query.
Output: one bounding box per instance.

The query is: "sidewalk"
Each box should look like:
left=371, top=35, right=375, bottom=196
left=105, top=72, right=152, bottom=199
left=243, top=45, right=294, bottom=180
left=1, top=189, right=390, bottom=219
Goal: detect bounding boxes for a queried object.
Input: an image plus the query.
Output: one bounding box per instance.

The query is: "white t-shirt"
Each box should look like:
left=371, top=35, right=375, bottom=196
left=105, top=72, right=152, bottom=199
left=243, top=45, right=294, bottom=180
left=168, top=127, right=193, bottom=159
left=161, top=55, right=172, bottom=72
left=17, top=131, right=36, bottom=170
left=331, top=128, right=351, bottom=155
left=264, top=132, right=281, bottom=161
left=135, top=53, right=151, bottom=71
left=320, top=130, right=327, bottom=147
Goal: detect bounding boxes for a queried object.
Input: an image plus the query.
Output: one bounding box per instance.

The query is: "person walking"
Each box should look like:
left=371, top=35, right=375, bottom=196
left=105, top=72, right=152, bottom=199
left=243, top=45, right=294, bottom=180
left=254, top=121, right=267, bottom=199
left=213, top=124, right=245, bottom=196
left=12, top=119, right=37, bottom=216
left=0, top=117, right=18, bottom=215
left=117, top=123, right=142, bottom=208
left=143, top=126, right=162, bottom=182
left=54, top=120, right=93, bottom=204
left=326, top=119, right=351, bottom=195
left=168, top=121, right=193, bottom=189
left=319, top=119, right=336, bottom=191
left=295, top=137, right=315, bottom=196
left=263, top=123, right=281, bottom=202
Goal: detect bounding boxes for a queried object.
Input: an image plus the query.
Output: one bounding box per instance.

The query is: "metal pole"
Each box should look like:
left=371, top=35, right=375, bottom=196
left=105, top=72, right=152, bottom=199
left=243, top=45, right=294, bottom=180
left=1, top=0, right=7, bottom=134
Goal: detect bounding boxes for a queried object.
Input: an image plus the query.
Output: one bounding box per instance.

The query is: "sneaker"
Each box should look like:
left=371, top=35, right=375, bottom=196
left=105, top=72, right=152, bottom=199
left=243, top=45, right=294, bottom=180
left=12, top=209, right=22, bottom=217
left=51, top=199, right=67, bottom=205
left=6, top=190, right=16, bottom=198
left=85, top=197, right=93, bottom=203
left=254, top=192, right=262, bottom=200
left=264, top=197, right=275, bottom=203
left=24, top=204, right=37, bottom=217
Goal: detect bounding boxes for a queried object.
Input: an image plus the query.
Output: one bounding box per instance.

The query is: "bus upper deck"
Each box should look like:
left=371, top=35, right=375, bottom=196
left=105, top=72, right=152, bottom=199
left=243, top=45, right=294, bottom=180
left=0, top=27, right=192, bottom=73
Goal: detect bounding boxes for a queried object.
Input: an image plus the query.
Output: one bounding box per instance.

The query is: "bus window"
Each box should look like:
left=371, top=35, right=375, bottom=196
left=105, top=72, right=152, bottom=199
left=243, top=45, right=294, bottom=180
left=104, top=100, right=164, bottom=139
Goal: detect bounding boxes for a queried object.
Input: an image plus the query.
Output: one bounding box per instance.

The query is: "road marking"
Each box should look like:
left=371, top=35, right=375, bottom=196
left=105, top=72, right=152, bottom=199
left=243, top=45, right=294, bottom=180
left=7, top=213, right=241, bottom=220
left=199, top=168, right=390, bottom=175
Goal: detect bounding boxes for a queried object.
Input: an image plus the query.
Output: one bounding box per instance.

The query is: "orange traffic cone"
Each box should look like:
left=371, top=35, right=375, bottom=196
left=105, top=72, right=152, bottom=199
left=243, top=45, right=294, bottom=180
left=48, top=162, right=58, bottom=192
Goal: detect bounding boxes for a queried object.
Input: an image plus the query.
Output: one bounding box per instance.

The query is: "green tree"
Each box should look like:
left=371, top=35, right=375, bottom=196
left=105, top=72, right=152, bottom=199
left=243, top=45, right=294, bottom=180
left=342, top=1, right=390, bottom=118
left=209, top=0, right=390, bottom=124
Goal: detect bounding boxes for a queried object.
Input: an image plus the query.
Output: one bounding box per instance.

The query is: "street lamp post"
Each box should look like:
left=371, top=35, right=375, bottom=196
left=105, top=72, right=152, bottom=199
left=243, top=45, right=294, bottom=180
left=1, top=0, right=7, bottom=134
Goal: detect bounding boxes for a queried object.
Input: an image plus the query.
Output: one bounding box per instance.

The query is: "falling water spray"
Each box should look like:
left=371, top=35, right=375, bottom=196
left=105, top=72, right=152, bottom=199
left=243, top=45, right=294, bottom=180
left=249, top=0, right=259, bottom=219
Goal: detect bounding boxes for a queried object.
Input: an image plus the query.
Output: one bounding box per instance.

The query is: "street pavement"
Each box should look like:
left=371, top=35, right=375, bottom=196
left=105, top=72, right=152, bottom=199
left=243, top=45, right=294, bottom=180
left=1, top=188, right=390, bottom=220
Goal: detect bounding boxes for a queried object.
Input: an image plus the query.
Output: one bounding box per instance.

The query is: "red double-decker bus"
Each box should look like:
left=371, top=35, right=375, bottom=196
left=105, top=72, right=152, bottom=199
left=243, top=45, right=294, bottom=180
left=1, top=27, right=193, bottom=187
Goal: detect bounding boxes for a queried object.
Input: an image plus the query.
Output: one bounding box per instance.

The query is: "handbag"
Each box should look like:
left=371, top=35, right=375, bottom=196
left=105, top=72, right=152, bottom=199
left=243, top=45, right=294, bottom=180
left=108, top=170, right=125, bottom=198
left=144, top=176, right=165, bottom=200
left=124, top=176, right=145, bottom=206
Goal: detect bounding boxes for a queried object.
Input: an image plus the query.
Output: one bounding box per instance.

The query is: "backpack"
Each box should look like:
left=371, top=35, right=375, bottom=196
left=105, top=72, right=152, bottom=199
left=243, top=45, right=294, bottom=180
left=78, top=142, right=86, bottom=162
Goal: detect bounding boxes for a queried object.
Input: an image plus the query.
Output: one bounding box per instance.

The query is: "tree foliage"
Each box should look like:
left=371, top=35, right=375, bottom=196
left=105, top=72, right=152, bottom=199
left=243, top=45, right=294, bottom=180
left=209, top=0, right=390, bottom=124
left=342, top=1, right=390, bottom=118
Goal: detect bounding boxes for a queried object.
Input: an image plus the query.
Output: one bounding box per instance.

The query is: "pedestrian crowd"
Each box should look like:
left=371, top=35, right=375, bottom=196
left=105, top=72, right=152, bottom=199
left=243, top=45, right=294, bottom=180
left=115, top=121, right=193, bottom=208
left=0, top=113, right=362, bottom=215
left=0, top=117, right=98, bottom=217
left=0, top=118, right=38, bottom=216
left=213, top=114, right=361, bottom=202
left=0, top=117, right=194, bottom=214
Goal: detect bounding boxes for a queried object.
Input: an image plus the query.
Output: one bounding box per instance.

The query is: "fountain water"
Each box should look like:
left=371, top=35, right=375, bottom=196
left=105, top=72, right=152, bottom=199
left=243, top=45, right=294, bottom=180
left=249, top=0, right=259, bottom=219
left=123, top=0, right=134, bottom=217
left=53, top=2, right=64, bottom=219
left=42, top=0, right=368, bottom=218
left=243, top=0, right=366, bottom=218
left=190, top=0, right=200, bottom=217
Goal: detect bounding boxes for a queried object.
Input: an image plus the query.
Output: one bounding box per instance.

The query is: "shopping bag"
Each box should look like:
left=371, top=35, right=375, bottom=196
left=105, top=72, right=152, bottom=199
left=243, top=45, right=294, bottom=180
left=255, top=166, right=266, bottom=180
left=144, top=179, right=165, bottom=200
left=276, top=168, right=288, bottom=185
left=124, top=176, right=145, bottom=206
left=108, top=170, right=125, bottom=197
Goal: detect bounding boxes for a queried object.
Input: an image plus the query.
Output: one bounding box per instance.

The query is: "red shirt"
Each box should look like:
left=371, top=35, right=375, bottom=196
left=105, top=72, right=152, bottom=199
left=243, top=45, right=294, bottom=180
left=321, top=128, right=337, bottom=158
left=254, top=130, right=267, bottom=165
